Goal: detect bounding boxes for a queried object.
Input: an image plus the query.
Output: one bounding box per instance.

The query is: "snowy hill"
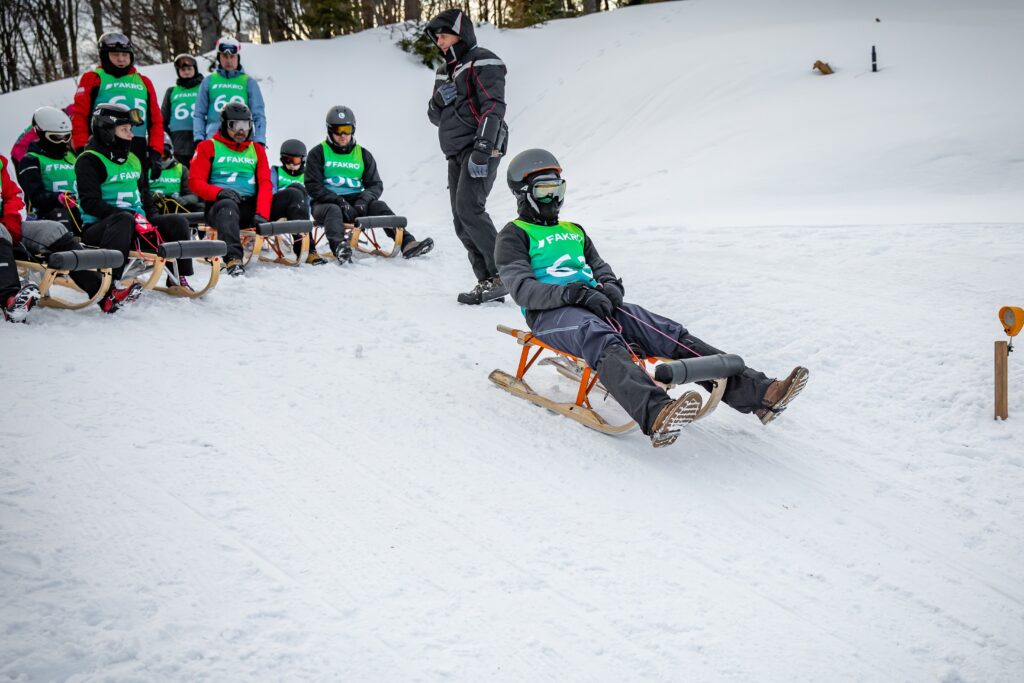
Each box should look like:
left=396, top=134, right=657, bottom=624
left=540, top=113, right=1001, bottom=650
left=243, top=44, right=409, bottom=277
left=1, top=0, right=1023, bottom=680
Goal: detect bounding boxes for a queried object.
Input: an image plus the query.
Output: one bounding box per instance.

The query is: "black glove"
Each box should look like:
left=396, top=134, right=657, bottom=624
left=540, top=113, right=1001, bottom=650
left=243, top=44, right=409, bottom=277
left=253, top=214, right=269, bottom=225
left=336, top=198, right=357, bottom=223
left=562, top=282, right=613, bottom=319
left=599, top=278, right=624, bottom=308
left=353, top=199, right=369, bottom=217
left=149, top=149, right=163, bottom=179
left=217, top=189, right=242, bottom=204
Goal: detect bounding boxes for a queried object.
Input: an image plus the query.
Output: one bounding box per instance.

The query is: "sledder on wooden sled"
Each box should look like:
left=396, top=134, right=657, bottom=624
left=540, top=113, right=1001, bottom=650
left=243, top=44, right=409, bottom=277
left=1, top=152, right=123, bottom=321
left=190, top=103, right=312, bottom=275
left=76, top=103, right=226, bottom=300
left=491, top=149, right=809, bottom=447
left=305, top=105, right=433, bottom=264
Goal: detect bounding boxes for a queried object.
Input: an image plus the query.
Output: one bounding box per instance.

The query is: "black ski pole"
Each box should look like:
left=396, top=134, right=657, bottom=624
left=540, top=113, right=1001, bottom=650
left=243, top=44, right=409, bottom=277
left=872, top=45, right=878, bottom=72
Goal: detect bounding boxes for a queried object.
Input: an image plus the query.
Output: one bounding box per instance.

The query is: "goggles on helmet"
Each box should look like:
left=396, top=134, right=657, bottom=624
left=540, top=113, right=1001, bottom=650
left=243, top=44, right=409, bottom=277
left=44, top=131, right=72, bottom=144
left=100, top=33, right=132, bottom=51
left=127, top=108, right=144, bottom=126
left=217, top=42, right=240, bottom=55
left=328, top=124, right=354, bottom=136
left=530, top=177, right=566, bottom=204
left=281, top=155, right=304, bottom=165
left=227, top=119, right=252, bottom=132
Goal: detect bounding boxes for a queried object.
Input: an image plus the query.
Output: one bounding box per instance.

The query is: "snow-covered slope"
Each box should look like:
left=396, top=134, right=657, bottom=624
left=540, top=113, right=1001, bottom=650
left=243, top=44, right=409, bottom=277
left=1, top=1, right=1022, bottom=680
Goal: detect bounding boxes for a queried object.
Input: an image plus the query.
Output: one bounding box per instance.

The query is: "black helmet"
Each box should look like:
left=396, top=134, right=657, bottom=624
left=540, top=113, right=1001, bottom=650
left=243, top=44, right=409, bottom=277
left=160, top=132, right=176, bottom=168
left=280, top=139, right=307, bottom=158
left=507, top=148, right=566, bottom=223
left=325, top=105, right=356, bottom=134
left=91, top=102, right=141, bottom=147
left=98, top=32, right=134, bottom=72
left=219, top=102, right=253, bottom=140
left=173, top=53, right=197, bottom=73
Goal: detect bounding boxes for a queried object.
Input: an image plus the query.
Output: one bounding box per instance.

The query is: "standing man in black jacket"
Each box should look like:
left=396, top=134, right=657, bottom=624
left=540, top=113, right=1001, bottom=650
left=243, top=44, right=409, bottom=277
left=426, top=9, right=509, bottom=304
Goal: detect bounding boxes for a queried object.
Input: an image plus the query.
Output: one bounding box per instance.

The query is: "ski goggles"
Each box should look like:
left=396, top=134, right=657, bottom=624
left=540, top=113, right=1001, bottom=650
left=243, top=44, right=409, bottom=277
left=328, top=124, right=354, bottom=136
left=226, top=119, right=252, bottom=132
left=100, top=33, right=132, bottom=51
left=124, top=108, right=144, bottom=126
left=529, top=177, right=566, bottom=204
left=217, top=42, right=240, bottom=55
left=281, top=155, right=304, bottom=165
left=44, top=131, right=72, bottom=144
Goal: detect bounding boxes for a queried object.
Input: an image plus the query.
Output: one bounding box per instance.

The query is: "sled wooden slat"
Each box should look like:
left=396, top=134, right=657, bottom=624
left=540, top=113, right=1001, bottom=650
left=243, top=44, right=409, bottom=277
left=17, top=260, right=112, bottom=310
left=124, top=250, right=221, bottom=298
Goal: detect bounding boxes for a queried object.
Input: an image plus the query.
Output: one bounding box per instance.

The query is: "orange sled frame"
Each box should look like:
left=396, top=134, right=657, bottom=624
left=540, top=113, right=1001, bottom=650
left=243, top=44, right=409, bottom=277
left=488, top=325, right=728, bottom=435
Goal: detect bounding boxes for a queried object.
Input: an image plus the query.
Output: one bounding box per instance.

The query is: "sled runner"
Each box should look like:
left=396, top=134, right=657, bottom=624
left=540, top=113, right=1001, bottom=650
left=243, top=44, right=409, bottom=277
left=488, top=325, right=743, bottom=436
left=124, top=239, right=227, bottom=298
left=204, top=219, right=313, bottom=267
left=16, top=248, right=123, bottom=310
left=349, top=215, right=406, bottom=257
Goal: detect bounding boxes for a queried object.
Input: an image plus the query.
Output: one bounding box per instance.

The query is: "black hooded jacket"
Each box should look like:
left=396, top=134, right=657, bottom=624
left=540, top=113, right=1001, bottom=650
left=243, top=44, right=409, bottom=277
left=304, top=137, right=386, bottom=207
left=16, top=141, right=75, bottom=216
left=75, top=136, right=155, bottom=222
left=426, top=9, right=508, bottom=158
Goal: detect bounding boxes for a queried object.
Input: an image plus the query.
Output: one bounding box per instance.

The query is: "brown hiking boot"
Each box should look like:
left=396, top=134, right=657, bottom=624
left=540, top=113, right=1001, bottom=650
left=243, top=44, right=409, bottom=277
left=755, top=366, right=809, bottom=425
left=649, top=390, right=703, bottom=448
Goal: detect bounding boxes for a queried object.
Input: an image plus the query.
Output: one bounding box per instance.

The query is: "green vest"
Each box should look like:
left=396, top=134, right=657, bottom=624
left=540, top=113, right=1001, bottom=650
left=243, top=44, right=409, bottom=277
left=94, top=68, right=148, bottom=138
left=206, top=72, right=249, bottom=122
left=79, top=150, right=144, bottom=224
left=210, top=138, right=258, bottom=197
left=27, top=151, right=78, bottom=196
left=275, top=166, right=303, bottom=190
left=151, top=162, right=183, bottom=195
left=514, top=219, right=596, bottom=288
left=321, top=142, right=364, bottom=196
left=168, top=83, right=200, bottom=133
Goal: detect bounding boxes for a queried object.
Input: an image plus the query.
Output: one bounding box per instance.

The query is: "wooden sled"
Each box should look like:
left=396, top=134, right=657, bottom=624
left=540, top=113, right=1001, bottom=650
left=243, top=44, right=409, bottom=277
left=123, top=239, right=228, bottom=298
left=16, top=249, right=123, bottom=310
left=206, top=220, right=313, bottom=267
left=349, top=215, right=407, bottom=257
left=488, top=324, right=742, bottom=436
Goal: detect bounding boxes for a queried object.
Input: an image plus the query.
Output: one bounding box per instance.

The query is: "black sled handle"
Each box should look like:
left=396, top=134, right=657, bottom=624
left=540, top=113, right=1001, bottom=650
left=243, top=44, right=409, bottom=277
left=654, top=354, right=745, bottom=386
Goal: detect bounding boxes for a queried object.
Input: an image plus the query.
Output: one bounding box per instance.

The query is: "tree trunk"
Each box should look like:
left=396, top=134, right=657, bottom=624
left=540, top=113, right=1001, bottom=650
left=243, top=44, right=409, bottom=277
left=582, top=0, right=597, bottom=14
left=197, top=0, right=221, bottom=52
left=404, top=0, right=419, bottom=21
left=88, top=0, right=103, bottom=42
left=119, top=0, right=132, bottom=38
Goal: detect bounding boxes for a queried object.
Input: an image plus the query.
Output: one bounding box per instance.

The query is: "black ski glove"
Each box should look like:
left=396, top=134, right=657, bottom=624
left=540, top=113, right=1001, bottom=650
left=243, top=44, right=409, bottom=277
left=335, top=198, right=357, bottom=223
left=562, top=282, right=613, bottom=319
left=217, top=189, right=242, bottom=204
left=435, top=81, right=457, bottom=107
left=353, top=198, right=369, bottom=217
left=599, top=278, right=624, bottom=308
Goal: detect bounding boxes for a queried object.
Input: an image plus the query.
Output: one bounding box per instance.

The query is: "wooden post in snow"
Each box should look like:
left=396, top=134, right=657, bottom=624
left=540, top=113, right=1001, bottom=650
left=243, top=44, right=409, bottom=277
left=995, top=341, right=1009, bottom=420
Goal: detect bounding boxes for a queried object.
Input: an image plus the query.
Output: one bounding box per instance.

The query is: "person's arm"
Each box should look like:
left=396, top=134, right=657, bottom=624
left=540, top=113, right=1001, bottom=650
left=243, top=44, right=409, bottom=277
left=495, top=223, right=571, bottom=311
left=141, top=76, right=164, bottom=155
left=138, top=158, right=156, bottom=218
left=161, top=87, right=173, bottom=135
left=253, top=143, right=272, bottom=219
left=303, top=145, right=341, bottom=205
left=178, top=164, right=190, bottom=195
left=468, top=52, right=507, bottom=157
left=192, top=79, right=210, bottom=143
left=75, top=153, right=120, bottom=220
left=0, top=156, right=26, bottom=243
left=357, top=148, right=383, bottom=203
left=427, top=68, right=447, bottom=127
left=72, top=72, right=100, bottom=152
left=16, top=154, right=60, bottom=215
left=186, top=139, right=221, bottom=202
left=248, top=78, right=267, bottom=145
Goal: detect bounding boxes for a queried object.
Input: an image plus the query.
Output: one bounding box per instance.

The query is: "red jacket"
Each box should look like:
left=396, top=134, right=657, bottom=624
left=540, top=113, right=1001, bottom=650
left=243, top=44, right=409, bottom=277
left=72, top=68, right=163, bottom=155
left=0, top=155, right=26, bottom=243
left=189, top=133, right=272, bottom=219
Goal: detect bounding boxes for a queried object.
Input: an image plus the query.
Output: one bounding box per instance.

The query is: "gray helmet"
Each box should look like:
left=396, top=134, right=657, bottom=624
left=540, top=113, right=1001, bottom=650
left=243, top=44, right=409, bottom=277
left=507, top=148, right=562, bottom=194
left=280, top=138, right=307, bottom=158
left=325, top=105, right=356, bottom=132
left=219, top=101, right=253, bottom=139
left=32, top=106, right=72, bottom=135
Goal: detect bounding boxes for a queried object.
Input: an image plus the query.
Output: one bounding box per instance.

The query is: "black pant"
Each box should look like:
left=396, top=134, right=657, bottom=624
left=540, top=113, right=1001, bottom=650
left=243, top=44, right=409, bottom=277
left=206, top=196, right=257, bottom=260
left=169, top=130, right=195, bottom=169
left=447, top=147, right=499, bottom=281
left=81, top=212, right=135, bottom=280
left=529, top=302, right=772, bottom=434
left=40, top=207, right=85, bottom=236
left=140, top=214, right=194, bottom=276
left=0, top=238, right=21, bottom=300
left=311, top=198, right=416, bottom=252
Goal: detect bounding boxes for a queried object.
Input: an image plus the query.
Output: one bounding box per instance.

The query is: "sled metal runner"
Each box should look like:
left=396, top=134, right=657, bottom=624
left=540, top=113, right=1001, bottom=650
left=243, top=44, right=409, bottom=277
left=15, top=249, right=123, bottom=310
left=489, top=325, right=730, bottom=436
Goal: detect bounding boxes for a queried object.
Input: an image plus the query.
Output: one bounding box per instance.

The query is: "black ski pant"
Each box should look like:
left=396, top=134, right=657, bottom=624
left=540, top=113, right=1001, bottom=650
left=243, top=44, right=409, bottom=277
left=271, top=187, right=311, bottom=255
left=81, top=212, right=135, bottom=280
left=0, top=231, right=21, bottom=301
left=528, top=302, right=773, bottom=434
left=169, top=130, right=195, bottom=169
left=137, top=214, right=194, bottom=277
left=206, top=196, right=257, bottom=261
left=15, top=220, right=104, bottom=297
left=39, top=207, right=85, bottom=236
left=447, top=147, right=499, bottom=282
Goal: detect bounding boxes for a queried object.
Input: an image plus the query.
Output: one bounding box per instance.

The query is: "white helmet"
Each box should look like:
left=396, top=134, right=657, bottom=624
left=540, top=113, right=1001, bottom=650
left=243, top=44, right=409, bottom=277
left=32, top=106, right=72, bottom=135
left=216, top=36, right=241, bottom=56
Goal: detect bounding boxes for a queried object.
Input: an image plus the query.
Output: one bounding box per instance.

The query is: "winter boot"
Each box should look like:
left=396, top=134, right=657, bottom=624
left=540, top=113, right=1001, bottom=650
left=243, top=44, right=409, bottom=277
left=457, top=276, right=506, bottom=305
left=306, top=248, right=327, bottom=266
left=2, top=282, right=41, bottom=323
left=334, top=241, right=352, bottom=265
left=402, top=237, right=434, bottom=259
left=224, top=259, right=246, bottom=277
left=755, top=366, right=809, bottom=425
left=165, top=274, right=194, bottom=291
left=99, top=282, right=144, bottom=314
left=649, top=390, right=703, bottom=448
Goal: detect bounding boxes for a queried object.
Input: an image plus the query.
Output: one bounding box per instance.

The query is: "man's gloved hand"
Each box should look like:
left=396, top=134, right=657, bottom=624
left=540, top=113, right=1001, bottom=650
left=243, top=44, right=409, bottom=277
left=353, top=199, right=369, bottom=217
left=335, top=198, right=358, bottom=223
left=435, top=81, right=457, bottom=106
left=599, top=278, right=624, bottom=309
left=217, top=189, right=242, bottom=204
left=57, top=191, right=77, bottom=209
left=562, top=282, right=614, bottom=319
left=149, top=149, right=163, bottom=179
left=467, top=149, right=490, bottom=179
left=253, top=214, right=269, bottom=225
